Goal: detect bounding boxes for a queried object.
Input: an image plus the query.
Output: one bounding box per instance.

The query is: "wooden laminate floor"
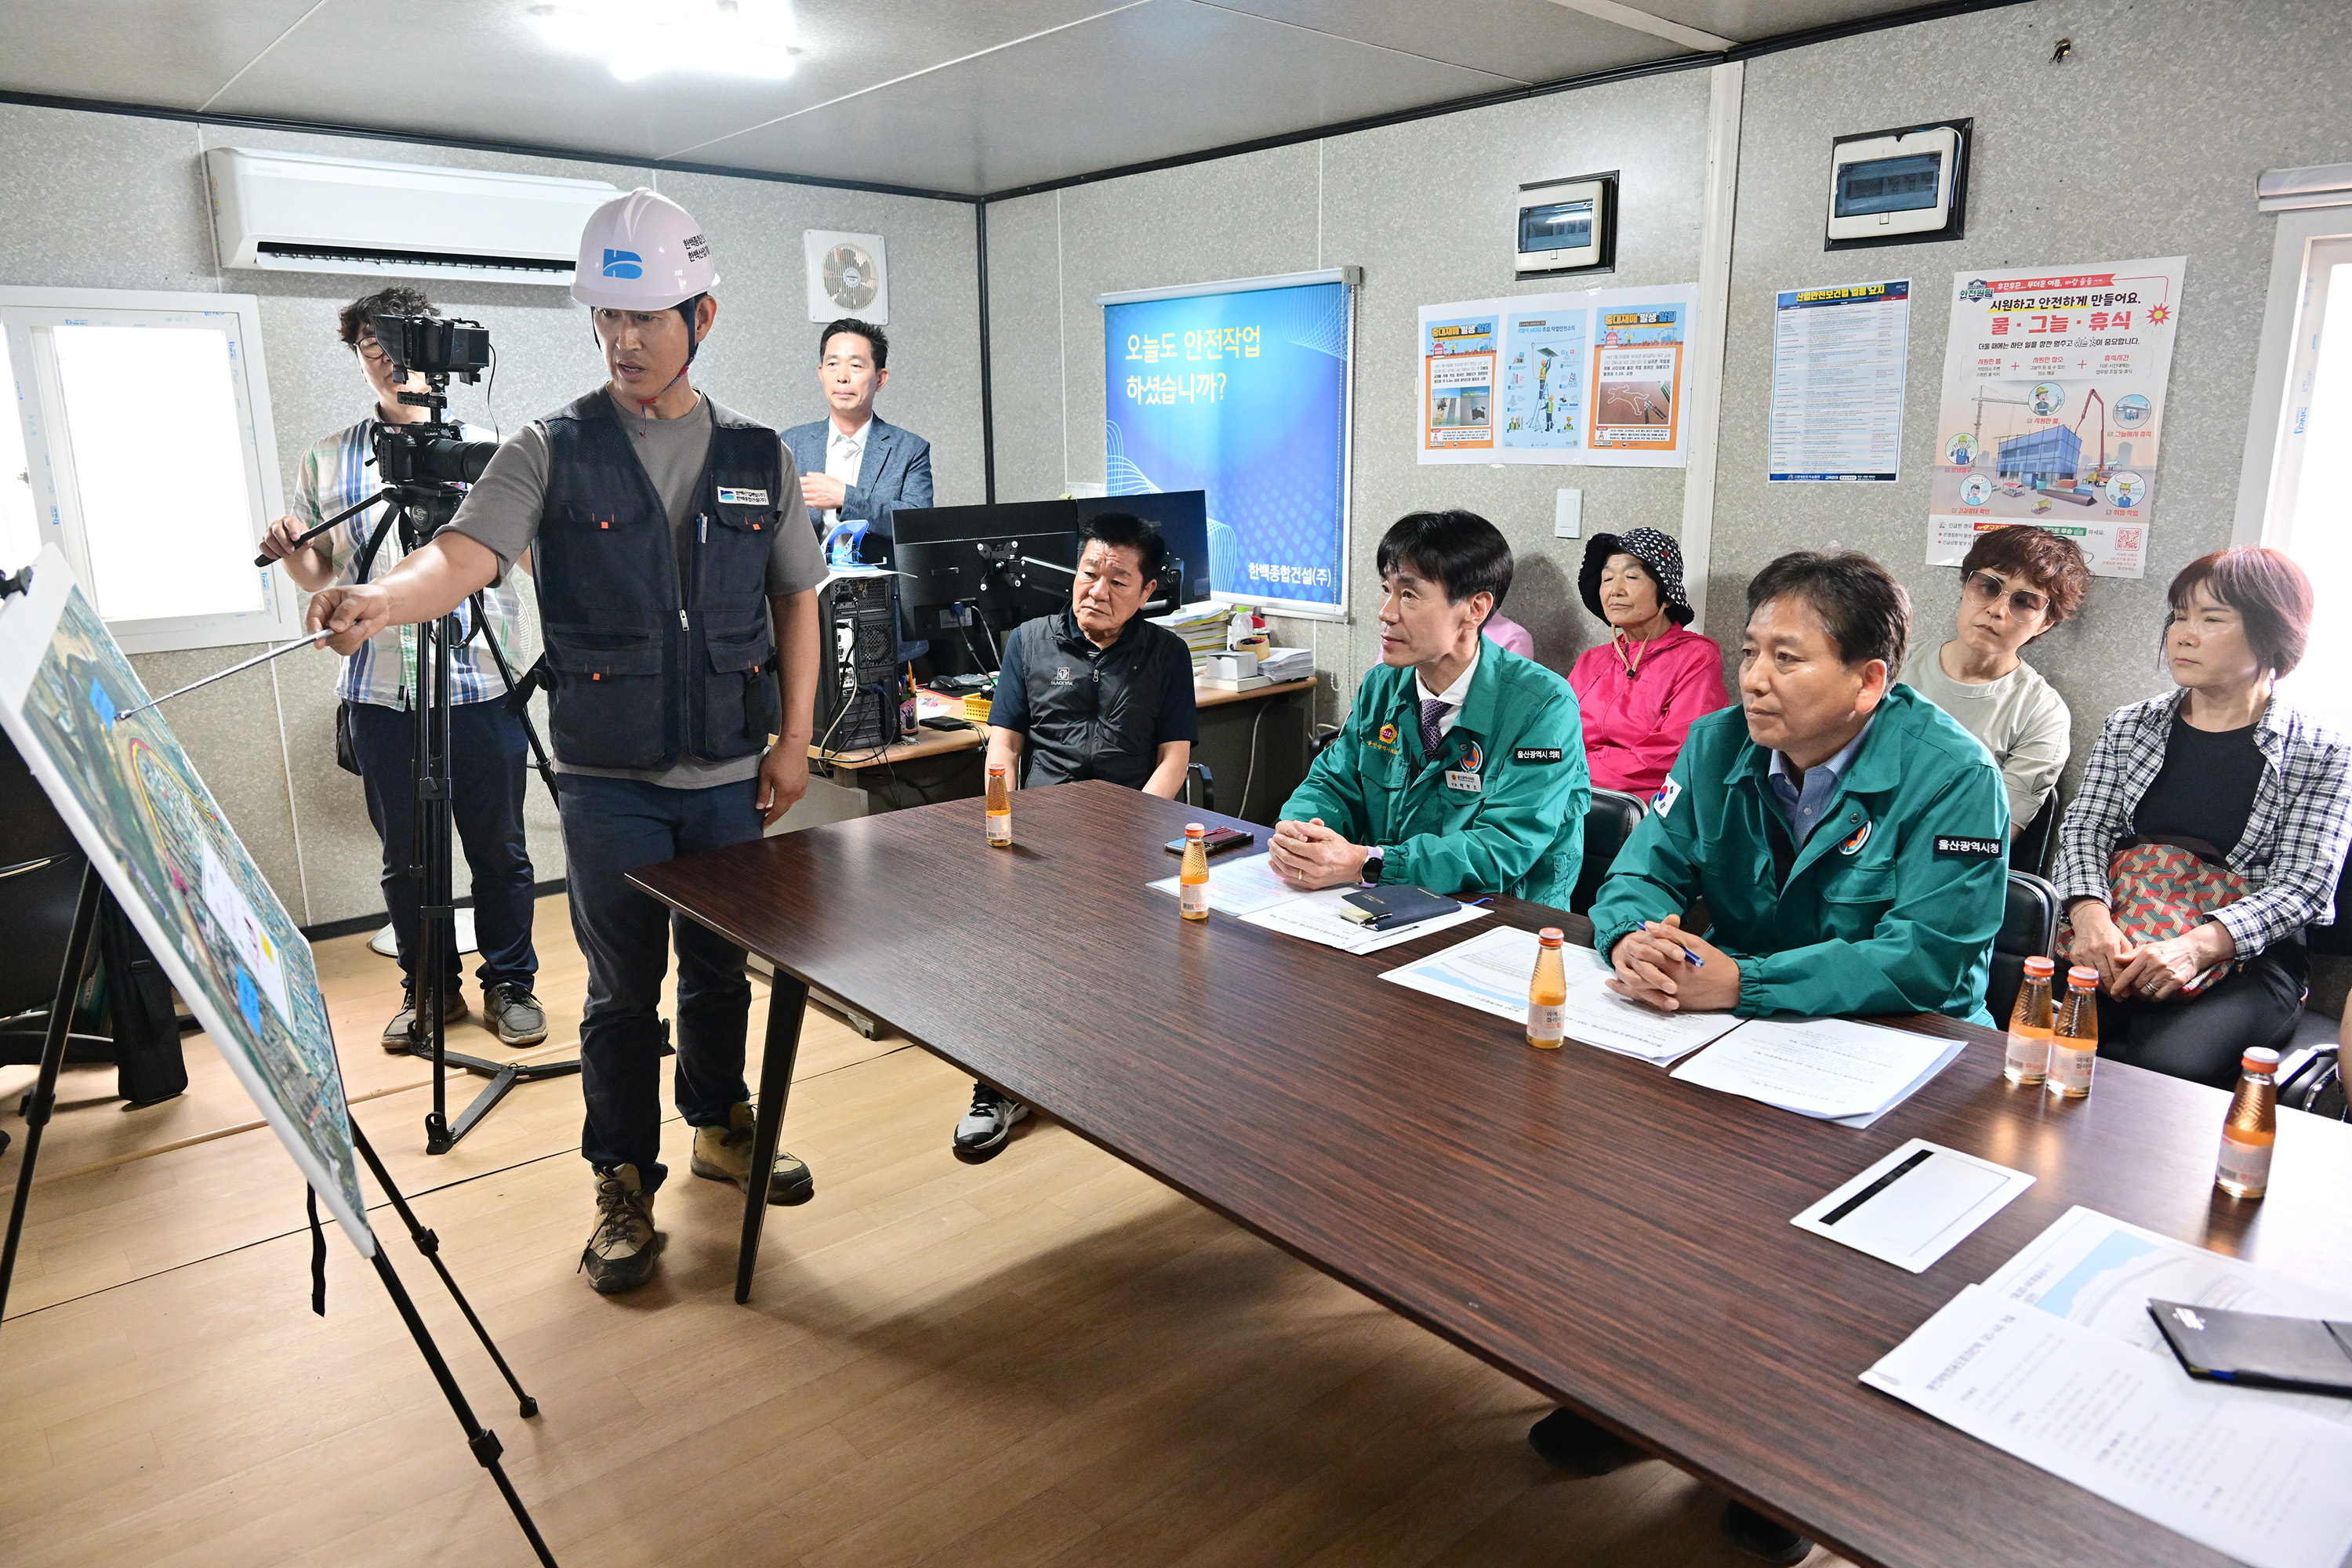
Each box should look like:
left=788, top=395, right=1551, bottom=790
left=0, top=892, right=1842, bottom=1567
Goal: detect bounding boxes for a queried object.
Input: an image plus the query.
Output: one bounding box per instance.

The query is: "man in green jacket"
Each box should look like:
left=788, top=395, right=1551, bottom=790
left=1271, top=510, right=1588, bottom=906
left=1544, top=549, right=2007, bottom=1566
left=1591, top=548, right=2008, bottom=1028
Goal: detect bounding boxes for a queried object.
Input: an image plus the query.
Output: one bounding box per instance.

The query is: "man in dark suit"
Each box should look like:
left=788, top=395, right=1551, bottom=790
left=782, top=318, right=933, bottom=557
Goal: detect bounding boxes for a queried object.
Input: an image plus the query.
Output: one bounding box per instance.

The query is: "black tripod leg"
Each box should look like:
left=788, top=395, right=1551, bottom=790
left=365, top=1241, right=558, bottom=1566
left=348, top=1119, right=540, bottom=1417
left=735, top=976, right=808, bottom=1305
left=0, top=865, right=104, bottom=1330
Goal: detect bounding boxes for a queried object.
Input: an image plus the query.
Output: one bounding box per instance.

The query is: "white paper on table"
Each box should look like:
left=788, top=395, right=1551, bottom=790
left=1381, top=926, right=1740, bottom=1062
left=1145, top=852, right=1298, bottom=916
left=1791, top=1139, right=2034, bottom=1272
left=1236, top=885, right=1489, bottom=954
left=1861, top=1285, right=2352, bottom=1568
left=1979, top=1205, right=2352, bottom=1429
left=1828, top=1034, right=1969, bottom=1128
left=1670, top=1015, right=1955, bottom=1120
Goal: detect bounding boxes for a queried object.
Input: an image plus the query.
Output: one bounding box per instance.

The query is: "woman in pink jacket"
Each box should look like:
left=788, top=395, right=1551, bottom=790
left=1566, top=528, right=1727, bottom=797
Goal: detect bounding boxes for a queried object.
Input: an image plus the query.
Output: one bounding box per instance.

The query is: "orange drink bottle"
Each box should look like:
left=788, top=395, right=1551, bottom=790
left=2215, top=1047, right=2281, bottom=1200
left=1526, top=927, right=1567, bottom=1049
left=2004, top=955, right=2056, bottom=1086
left=2047, top=964, right=2099, bottom=1098
left=1178, top=823, right=1210, bottom=920
left=985, top=764, right=1011, bottom=847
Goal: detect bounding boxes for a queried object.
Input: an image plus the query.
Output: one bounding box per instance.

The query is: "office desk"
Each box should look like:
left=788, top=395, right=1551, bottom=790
left=630, top=781, right=2352, bottom=1568
left=802, top=676, right=1316, bottom=816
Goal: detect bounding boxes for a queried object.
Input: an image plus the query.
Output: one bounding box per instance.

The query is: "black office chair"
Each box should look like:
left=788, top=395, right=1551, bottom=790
left=1183, top=761, right=1214, bottom=814
left=1570, top=788, right=1648, bottom=916
left=2011, top=793, right=2060, bottom=875
left=1310, top=724, right=1343, bottom=757
left=1985, top=870, right=2060, bottom=1025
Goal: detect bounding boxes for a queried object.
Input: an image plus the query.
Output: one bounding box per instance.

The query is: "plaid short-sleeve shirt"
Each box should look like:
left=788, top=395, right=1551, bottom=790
left=292, top=417, right=527, bottom=710
left=2053, top=689, right=2352, bottom=957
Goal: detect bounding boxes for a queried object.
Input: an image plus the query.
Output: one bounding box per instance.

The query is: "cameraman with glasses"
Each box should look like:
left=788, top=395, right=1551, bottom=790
left=260, top=286, right=547, bottom=1053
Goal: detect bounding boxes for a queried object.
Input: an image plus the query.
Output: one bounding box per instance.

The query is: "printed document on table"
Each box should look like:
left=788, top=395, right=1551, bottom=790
left=1670, top=1016, right=1954, bottom=1120
left=1791, top=1138, right=2034, bottom=1272
left=1381, top=926, right=1739, bottom=1062
left=1862, top=1285, right=2352, bottom=1568
left=1979, top=1205, right=2352, bottom=1429
left=1145, top=853, right=1297, bottom=916
left=1238, top=885, right=1489, bottom=954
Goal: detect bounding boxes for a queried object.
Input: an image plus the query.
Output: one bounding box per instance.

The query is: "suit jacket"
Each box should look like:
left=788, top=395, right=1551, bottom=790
left=781, top=415, right=934, bottom=545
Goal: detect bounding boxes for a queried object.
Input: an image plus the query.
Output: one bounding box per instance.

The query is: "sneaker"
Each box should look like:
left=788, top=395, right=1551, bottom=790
left=482, top=982, right=549, bottom=1047
left=580, top=1163, right=664, bottom=1294
left=1526, top=1407, right=1646, bottom=1476
left=381, top=984, right=466, bottom=1051
left=1719, top=1501, right=1813, bottom=1565
left=952, top=1083, right=1029, bottom=1159
left=690, top=1102, right=813, bottom=1206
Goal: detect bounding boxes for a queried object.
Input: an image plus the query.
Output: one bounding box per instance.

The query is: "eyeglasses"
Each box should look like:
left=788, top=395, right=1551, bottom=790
left=354, top=336, right=389, bottom=362
left=1965, top=571, right=2049, bottom=618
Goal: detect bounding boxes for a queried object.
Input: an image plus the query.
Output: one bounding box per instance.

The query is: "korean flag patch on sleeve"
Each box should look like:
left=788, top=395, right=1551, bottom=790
left=1652, top=778, right=1683, bottom=818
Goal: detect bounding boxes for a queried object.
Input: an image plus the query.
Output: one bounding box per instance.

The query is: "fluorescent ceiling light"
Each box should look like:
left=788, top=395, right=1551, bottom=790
left=529, top=0, right=800, bottom=82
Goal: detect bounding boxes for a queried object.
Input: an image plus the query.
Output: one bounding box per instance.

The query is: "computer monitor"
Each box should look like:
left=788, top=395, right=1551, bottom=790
left=1075, top=491, right=1211, bottom=607
left=888, top=503, right=1078, bottom=673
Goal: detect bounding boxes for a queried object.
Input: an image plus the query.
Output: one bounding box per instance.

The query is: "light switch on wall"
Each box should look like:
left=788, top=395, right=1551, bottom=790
left=1554, top=489, right=1582, bottom=539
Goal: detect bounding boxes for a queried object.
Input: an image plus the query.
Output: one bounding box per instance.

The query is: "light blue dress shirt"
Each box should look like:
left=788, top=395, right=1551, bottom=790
left=1767, top=713, right=1878, bottom=847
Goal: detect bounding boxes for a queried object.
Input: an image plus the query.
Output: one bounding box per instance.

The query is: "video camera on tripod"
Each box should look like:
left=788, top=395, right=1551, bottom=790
left=369, top=313, right=499, bottom=491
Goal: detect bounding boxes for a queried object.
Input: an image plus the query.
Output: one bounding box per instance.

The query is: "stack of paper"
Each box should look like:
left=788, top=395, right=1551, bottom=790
left=1149, top=601, right=1236, bottom=675
left=1145, top=855, right=1489, bottom=954
left=1864, top=1279, right=2352, bottom=1568
left=1256, top=647, right=1314, bottom=681
left=1669, top=1016, right=1965, bottom=1128
left=1379, top=926, right=1740, bottom=1062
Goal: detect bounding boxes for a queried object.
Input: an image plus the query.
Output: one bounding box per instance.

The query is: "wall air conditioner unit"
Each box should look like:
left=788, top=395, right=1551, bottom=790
left=204, top=147, right=618, bottom=285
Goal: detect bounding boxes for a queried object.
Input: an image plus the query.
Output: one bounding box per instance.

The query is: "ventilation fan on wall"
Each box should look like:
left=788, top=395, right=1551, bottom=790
left=804, top=230, right=888, bottom=324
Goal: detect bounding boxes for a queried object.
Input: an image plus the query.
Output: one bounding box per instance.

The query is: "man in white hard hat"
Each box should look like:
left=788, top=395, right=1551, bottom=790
left=307, top=187, right=827, bottom=1296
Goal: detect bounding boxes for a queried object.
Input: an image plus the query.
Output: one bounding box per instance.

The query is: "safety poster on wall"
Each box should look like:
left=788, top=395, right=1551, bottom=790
left=1927, top=256, right=2187, bottom=579
left=1417, top=283, right=1693, bottom=466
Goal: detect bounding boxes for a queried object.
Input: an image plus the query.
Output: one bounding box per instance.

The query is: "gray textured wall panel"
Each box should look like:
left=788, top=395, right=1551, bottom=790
left=1719, top=0, right=2352, bottom=791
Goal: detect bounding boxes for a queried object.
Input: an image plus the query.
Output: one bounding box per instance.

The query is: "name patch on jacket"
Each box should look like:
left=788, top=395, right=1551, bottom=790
left=1513, top=747, right=1563, bottom=763
left=1935, top=835, right=2003, bottom=860
left=716, top=486, right=770, bottom=506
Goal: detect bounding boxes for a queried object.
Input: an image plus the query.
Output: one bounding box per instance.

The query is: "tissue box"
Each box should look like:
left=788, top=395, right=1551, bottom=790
left=1203, top=652, right=1259, bottom=681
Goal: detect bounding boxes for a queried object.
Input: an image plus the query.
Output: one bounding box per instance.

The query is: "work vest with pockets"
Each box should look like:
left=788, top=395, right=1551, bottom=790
left=534, top=390, right=779, bottom=771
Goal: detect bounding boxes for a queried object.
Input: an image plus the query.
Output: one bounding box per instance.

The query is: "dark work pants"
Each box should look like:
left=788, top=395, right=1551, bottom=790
left=348, top=698, right=539, bottom=993
left=2093, top=951, right=2305, bottom=1089
left=557, top=773, right=764, bottom=1191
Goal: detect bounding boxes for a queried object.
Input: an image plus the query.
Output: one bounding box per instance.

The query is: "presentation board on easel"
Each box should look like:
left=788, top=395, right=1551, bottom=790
left=1100, top=268, right=1356, bottom=619
left=0, top=545, right=373, bottom=1254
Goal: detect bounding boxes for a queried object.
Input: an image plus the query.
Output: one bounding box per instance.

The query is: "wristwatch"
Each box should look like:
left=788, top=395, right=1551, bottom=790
left=1359, top=848, right=1385, bottom=887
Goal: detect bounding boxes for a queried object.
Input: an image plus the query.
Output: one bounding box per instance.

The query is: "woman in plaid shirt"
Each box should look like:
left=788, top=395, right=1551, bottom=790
left=2054, top=548, right=2352, bottom=1086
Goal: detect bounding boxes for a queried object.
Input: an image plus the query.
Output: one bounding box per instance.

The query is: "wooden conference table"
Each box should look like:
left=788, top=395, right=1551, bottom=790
left=631, top=781, right=2352, bottom=1568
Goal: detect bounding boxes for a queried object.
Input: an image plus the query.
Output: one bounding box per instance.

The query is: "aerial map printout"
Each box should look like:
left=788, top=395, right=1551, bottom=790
left=0, top=546, right=372, bottom=1253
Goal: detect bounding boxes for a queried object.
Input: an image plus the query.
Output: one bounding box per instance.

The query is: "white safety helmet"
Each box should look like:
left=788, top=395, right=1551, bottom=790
left=571, top=187, right=719, bottom=311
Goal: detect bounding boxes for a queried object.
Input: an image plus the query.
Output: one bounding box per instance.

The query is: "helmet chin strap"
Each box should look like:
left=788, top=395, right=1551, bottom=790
left=595, top=296, right=706, bottom=423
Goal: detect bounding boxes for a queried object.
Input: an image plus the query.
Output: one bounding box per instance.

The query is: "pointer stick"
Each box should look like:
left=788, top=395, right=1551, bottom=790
left=114, top=634, right=330, bottom=720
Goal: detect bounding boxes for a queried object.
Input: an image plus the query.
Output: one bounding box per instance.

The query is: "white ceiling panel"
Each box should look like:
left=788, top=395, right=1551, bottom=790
left=688, top=0, right=1523, bottom=192
left=194, top=0, right=1124, bottom=179
left=0, top=0, right=324, bottom=109
left=1197, top=0, right=1679, bottom=82
left=0, top=0, right=1975, bottom=195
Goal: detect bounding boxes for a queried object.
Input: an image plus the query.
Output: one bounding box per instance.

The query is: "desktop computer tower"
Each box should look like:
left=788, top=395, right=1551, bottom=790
left=818, top=574, right=900, bottom=753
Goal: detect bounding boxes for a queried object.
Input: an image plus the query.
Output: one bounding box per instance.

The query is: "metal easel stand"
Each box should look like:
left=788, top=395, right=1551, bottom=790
left=0, top=862, right=560, bottom=1561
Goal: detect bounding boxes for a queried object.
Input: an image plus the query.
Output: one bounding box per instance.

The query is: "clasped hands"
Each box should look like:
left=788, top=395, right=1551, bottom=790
left=1606, top=914, right=1740, bottom=1013
left=2065, top=902, right=2231, bottom=1002
left=1269, top=818, right=1370, bottom=890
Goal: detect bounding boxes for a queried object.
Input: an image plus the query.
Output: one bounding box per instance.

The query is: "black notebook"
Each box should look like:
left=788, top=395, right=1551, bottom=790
left=2148, top=1300, right=2352, bottom=1398
left=1338, top=886, right=1461, bottom=931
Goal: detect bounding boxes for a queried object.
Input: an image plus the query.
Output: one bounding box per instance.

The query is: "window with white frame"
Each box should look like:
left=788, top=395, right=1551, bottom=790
left=2238, top=183, right=2352, bottom=728
left=0, top=287, right=300, bottom=654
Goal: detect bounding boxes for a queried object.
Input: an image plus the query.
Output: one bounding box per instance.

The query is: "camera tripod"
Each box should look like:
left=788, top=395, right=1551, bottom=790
left=354, top=483, right=579, bottom=1154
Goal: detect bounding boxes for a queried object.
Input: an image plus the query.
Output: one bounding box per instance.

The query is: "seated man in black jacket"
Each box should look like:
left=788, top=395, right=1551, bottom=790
left=955, top=511, right=1197, bottom=1156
